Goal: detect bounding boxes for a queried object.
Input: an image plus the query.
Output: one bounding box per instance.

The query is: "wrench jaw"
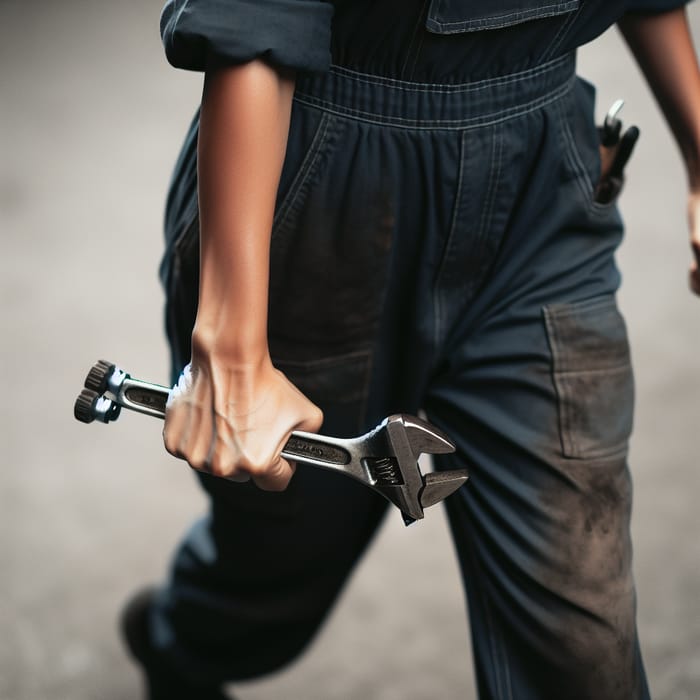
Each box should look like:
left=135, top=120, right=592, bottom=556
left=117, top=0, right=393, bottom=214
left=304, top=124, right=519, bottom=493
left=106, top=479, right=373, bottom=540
left=398, top=414, right=456, bottom=456
left=377, top=415, right=467, bottom=525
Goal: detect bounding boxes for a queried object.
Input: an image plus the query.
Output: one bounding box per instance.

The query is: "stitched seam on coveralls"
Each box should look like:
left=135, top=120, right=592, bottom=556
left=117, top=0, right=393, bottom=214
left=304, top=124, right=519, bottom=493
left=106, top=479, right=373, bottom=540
left=540, top=2, right=582, bottom=62
left=472, top=123, right=505, bottom=297
left=543, top=306, right=573, bottom=456
left=293, top=80, right=574, bottom=131
left=325, top=52, right=574, bottom=94
left=400, top=0, right=431, bottom=80
left=434, top=130, right=467, bottom=346
left=555, top=95, right=596, bottom=208
left=273, top=112, right=332, bottom=232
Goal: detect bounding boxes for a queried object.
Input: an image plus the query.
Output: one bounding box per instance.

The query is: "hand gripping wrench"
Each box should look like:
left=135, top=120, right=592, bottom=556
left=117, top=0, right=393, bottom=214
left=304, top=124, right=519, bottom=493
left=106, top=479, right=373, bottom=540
left=74, top=360, right=469, bottom=525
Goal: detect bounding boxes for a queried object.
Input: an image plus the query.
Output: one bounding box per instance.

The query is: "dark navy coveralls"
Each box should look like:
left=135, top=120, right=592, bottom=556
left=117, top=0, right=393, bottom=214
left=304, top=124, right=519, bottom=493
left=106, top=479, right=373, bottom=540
left=153, top=1, right=690, bottom=697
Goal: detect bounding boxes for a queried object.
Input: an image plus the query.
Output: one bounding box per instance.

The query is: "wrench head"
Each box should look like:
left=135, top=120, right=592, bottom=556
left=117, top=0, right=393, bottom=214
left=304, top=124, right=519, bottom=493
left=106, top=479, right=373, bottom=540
left=397, top=414, right=456, bottom=456
left=376, top=415, right=467, bottom=524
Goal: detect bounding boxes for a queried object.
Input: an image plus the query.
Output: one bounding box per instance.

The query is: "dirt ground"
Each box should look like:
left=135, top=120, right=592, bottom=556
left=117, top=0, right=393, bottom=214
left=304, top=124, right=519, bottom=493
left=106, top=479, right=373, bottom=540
left=2, top=2, right=699, bottom=698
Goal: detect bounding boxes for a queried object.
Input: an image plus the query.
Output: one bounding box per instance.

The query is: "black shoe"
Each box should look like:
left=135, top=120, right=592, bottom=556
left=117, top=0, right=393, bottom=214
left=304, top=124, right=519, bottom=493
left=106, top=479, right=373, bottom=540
left=120, top=587, right=231, bottom=700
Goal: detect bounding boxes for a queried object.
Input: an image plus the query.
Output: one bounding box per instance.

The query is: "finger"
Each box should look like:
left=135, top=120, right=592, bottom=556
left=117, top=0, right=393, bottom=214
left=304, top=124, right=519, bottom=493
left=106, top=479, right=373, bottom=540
left=185, top=380, right=216, bottom=471
left=206, top=408, right=240, bottom=478
left=252, top=457, right=295, bottom=492
left=296, top=403, right=324, bottom=434
left=163, top=402, right=190, bottom=458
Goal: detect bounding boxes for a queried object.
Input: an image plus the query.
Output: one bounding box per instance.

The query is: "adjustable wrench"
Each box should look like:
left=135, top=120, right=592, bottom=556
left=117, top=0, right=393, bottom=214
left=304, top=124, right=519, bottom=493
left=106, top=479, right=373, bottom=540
left=74, top=360, right=469, bottom=525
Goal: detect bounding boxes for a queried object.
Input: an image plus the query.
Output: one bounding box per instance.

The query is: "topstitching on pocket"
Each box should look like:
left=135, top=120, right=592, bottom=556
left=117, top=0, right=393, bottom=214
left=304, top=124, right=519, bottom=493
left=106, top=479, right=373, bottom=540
left=267, top=110, right=392, bottom=358
left=554, top=78, right=626, bottom=216
left=543, top=295, right=634, bottom=461
left=164, top=206, right=200, bottom=380
left=273, top=108, right=337, bottom=236
left=425, top=0, right=579, bottom=34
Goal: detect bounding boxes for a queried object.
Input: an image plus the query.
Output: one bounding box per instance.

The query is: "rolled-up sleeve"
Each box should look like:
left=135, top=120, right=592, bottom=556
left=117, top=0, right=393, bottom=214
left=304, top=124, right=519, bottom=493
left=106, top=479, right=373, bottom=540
left=160, top=0, right=333, bottom=72
left=626, top=0, right=693, bottom=13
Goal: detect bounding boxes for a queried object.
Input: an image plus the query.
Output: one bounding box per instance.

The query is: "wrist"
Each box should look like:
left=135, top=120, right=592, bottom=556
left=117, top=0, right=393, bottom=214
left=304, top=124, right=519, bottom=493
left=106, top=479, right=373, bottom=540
left=191, top=322, right=270, bottom=368
left=194, top=244, right=271, bottom=364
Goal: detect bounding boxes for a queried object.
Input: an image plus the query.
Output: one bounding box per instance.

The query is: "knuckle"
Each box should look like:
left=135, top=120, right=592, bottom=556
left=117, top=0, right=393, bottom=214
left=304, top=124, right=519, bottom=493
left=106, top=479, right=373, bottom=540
left=207, top=454, right=232, bottom=478
left=311, top=406, right=324, bottom=430
left=163, top=432, right=180, bottom=457
left=207, top=464, right=228, bottom=478
left=188, top=455, right=208, bottom=472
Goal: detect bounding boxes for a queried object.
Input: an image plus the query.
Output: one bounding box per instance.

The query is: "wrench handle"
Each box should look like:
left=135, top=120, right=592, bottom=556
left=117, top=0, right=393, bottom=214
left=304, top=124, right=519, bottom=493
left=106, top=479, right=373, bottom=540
left=119, top=379, right=169, bottom=419
left=283, top=434, right=352, bottom=467
left=82, top=377, right=353, bottom=468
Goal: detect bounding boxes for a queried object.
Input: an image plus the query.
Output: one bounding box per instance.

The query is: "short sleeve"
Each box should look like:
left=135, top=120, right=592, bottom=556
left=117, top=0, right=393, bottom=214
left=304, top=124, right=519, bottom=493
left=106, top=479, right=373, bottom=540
left=626, top=0, right=693, bottom=13
left=160, top=0, right=334, bottom=72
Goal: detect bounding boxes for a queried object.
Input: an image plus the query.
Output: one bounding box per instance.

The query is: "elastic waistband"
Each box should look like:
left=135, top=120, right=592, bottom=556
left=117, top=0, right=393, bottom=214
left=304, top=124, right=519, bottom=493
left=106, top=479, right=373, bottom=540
left=294, top=52, right=576, bottom=130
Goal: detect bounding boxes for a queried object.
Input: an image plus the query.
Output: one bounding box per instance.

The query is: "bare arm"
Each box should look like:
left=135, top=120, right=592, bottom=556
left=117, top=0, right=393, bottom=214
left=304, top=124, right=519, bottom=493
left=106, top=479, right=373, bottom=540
left=163, top=60, right=323, bottom=490
left=619, top=7, right=700, bottom=293
left=196, top=61, right=292, bottom=358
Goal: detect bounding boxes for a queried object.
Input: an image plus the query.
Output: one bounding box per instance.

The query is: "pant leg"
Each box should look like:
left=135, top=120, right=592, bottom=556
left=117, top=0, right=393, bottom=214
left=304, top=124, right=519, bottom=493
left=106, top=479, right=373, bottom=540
left=149, top=467, right=387, bottom=684
left=423, top=78, right=649, bottom=699
left=427, top=307, right=647, bottom=700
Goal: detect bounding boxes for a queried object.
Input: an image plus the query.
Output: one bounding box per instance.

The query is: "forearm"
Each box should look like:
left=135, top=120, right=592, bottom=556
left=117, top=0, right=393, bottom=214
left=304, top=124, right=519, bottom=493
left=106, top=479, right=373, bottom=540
left=619, top=8, right=700, bottom=187
left=195, top=60, right=295, bottom=362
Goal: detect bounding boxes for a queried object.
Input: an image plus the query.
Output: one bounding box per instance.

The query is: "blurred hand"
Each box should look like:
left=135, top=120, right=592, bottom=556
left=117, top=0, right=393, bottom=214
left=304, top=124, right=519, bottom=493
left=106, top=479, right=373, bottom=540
left=688, top=190, right=700, bottom=295
left=163, top=347, right=323, bottom=491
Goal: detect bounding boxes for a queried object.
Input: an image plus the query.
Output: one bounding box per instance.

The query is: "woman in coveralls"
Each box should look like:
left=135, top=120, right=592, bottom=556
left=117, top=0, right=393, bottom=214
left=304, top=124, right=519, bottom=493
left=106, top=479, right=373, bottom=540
left=123, top=1, right=700, bottom=698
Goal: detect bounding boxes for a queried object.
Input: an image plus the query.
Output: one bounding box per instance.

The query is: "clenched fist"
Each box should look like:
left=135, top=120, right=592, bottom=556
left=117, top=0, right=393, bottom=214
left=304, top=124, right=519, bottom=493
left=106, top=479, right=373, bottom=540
left=163, top=351, right=323, bottom=491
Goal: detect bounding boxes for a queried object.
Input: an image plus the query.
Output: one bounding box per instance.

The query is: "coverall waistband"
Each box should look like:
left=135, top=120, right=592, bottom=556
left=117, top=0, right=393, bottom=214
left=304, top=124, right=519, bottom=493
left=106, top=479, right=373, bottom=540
left=294, top=51, right=576, bottom=130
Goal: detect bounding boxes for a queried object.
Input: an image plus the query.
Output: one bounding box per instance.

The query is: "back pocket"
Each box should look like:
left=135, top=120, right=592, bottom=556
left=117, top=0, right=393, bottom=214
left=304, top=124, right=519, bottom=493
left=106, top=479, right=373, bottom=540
left=543, top=295, right=634, bottom=461
left=426, top=0, right=579, bottom=34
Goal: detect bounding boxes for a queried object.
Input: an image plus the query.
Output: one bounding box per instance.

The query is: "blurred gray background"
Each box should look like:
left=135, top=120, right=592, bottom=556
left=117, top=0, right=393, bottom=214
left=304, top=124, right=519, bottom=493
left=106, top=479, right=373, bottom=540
left=1, top=2, right=699, bottom=698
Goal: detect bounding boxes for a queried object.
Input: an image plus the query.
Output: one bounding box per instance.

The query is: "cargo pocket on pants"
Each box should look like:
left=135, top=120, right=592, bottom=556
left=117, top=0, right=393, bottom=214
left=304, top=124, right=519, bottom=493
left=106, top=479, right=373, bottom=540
left=543, top=295, right=634, bottom=460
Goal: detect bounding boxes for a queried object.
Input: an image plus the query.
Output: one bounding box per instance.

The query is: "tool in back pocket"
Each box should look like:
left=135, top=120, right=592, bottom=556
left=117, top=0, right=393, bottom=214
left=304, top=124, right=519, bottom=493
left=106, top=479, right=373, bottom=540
left=595, top=99, right=640, bottom=205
